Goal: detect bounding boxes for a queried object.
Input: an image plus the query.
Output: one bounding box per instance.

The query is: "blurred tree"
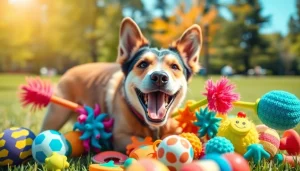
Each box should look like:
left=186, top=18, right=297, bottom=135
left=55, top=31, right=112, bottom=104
left=214, top=0, right=269, bottom=74
left=151, top=0, right=219, bottom=52
left=284, top=0, right=300, bottom=74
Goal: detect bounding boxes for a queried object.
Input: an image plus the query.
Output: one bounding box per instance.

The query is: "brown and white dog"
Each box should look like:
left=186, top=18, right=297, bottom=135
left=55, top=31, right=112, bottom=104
left=41, top=17, right=202, bottom=153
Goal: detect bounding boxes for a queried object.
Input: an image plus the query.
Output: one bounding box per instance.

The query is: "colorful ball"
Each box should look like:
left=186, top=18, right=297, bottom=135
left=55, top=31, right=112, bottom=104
left=202, top=153, right=232, bottom=171
left=180, top=160, right=221, bottom=171
left=223, top=152, right=250, bottom=171
left=155, top=135, right=194, bottom=171
left=126, top=158, right=169, bottom=171
left=205, top=137, right=234, bottom=154
left=0, top=127, right=36, bottom=166
left=257, top=90, right=300, bottom=130
left=64, top=131, right=85, bottom=157
left=179, top=133, right=202, bottom=159
left=32, top=130, right=69, bottom=164
left=256, top=124, right=280, bottom=157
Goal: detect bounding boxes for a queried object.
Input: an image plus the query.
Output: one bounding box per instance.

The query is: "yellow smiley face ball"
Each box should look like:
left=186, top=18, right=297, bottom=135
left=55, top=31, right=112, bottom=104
left=230, top=117, right=251, bottom=135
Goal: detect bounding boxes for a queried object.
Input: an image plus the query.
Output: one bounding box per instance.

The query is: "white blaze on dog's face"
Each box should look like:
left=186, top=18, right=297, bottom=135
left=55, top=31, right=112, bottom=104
left=117, top=17, right=202, bottom=127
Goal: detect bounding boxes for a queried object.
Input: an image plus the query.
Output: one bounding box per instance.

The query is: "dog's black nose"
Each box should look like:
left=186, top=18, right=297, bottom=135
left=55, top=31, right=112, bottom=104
left=150, top=71, right=169, bottom=86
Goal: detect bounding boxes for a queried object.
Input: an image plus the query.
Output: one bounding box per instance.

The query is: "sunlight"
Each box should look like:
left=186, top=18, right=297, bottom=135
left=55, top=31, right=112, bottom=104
left=9, top=0, right=34, bottom=5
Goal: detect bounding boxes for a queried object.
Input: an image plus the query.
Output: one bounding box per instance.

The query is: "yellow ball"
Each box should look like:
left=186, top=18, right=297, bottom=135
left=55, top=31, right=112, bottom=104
left=64, top=131, right=85, bottom=157
left=179, top=133, right=202, bottom=159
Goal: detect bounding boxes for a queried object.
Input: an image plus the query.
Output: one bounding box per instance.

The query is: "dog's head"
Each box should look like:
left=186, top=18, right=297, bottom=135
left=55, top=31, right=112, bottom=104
left=117, top=17, right=202, bottom=127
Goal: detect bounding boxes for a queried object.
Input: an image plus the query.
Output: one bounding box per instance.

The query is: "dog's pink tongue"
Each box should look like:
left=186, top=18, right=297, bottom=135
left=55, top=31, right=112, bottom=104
left=147, top=92, right=166, bottom=120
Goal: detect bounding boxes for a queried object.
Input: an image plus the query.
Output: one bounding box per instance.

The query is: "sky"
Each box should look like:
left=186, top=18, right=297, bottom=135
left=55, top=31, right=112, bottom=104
left=219, top=0, right=297, bottom=36
left=141, top=0, right=298, bottom=36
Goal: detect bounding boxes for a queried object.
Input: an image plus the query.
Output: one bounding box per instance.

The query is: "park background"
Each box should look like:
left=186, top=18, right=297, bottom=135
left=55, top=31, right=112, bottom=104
left=0, top=0, right=299, bottom=170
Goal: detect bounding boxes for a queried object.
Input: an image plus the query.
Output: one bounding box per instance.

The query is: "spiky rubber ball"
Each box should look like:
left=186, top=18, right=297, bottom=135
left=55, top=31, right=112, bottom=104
left=179, top=133, right=202, bottom=159
left=205, top=136, right=234, bottom=154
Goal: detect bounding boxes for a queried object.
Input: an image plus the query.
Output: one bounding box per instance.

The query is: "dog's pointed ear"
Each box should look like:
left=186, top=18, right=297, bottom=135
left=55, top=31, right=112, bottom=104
left=117, top=17, right=149, bottom=64
left=170, top=24, right=202, bottom=74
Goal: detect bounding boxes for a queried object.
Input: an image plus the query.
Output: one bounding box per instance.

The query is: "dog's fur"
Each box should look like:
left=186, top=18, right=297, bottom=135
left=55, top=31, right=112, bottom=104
left=41, top=17, right=202, bottom=152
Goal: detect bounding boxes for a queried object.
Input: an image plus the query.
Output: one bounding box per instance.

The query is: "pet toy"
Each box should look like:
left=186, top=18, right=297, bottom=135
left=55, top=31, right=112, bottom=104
left=20, top=77, right=84, bottom=112
left=256, top=124, right=280, bottom=157
left=274, top=153, right=300, bottom=167
left=125, top=158, right=169, bottom=171
left=89, top=160, right=124, bottom=171
left=172, top=77, right=300, bottom=130
left=0, top=127, right=35, bottom=166
left=44, top=152, right=69, bottom=171
left=179, top=132, right=202, bottom=159
left=32, top=130, right=69, bottom=164
left=243, top=144, right=270, bottom=164
left=129, top=145, right=156, bottom=160
left=174, top=100, right=200, bottom=134
left=194, top=107, right=222, bottom=139
left=172, top=77, right=240, bottom=117
left=205, top=136, right=234, bottom=154
left=180, top=154, right=231, bottom=171
left=222, top=153, right=250, bottom=171
left=64, top=131, right=85, bottom=157
left=73, top=105, right=113, bottom=152
left=180, top=160, right=221, bottom=171
left=153, top=135, right=194, bottom=171
left=279, top=129, right=300, bottom=155
left=126, top=136, right=153, bottom=155
left=92, top=151, right=128, bottom=165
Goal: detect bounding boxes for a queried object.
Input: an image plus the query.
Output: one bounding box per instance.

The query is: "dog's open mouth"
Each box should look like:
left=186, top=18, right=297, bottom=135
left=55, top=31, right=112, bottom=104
left=135, top=88, right=178, bottom=123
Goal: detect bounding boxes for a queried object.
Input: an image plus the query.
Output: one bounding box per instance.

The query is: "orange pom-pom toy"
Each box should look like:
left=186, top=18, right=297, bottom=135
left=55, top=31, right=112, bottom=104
left=175, top=100, right=199, bottom=134
left=179, top=132, right=202, bottom=159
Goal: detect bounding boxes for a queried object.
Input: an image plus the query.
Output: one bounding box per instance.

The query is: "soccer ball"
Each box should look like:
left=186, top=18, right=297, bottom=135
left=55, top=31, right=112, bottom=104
left=32, top=130, right=69, bottom=164
left=156, top=135, right=194, bottom=171
left=0, top=127, right=36, bottom=166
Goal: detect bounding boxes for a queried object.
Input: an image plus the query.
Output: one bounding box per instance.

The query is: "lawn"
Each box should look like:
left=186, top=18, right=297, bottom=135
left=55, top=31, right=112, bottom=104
left=0, top=73, right=299, bottom=170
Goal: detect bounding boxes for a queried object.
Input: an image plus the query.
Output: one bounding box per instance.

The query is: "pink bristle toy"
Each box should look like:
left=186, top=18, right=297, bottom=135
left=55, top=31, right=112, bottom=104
left=172, top=77, right=240, bottom=117
left=20, top=77, right=84, bottom=112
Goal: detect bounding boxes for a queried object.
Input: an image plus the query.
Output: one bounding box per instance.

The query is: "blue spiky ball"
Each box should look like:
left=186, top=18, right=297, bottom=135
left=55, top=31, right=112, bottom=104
left=0, top=127, right=36, bottom=166
left=205, top=137, right=234, bottom=155
left=258, top=90, right=300, bottom=130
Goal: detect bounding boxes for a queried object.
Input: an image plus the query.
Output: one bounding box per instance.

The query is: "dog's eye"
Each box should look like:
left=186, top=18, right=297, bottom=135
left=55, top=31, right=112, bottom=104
left=137, top=61, right=149, bottom=69
left=171, top=64, right=179, bottom=70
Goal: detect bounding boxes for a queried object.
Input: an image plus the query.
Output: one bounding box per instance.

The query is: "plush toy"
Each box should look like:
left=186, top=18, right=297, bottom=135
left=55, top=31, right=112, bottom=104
left=0, top=127, right=35, bottom=166
left=45, top=152, right=69, bottom=171
left=153, top=135, right=194, bottom=171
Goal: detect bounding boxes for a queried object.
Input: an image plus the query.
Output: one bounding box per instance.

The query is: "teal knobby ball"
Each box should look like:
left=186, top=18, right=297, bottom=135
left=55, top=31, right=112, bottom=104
left=205, top=137, right=234, bottom=154
left=257, top=90, right=300, bottom=130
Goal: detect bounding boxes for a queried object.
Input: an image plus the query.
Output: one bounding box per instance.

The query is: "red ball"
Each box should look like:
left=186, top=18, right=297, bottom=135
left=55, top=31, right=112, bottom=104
left=222, top=153, right=250, bottom=171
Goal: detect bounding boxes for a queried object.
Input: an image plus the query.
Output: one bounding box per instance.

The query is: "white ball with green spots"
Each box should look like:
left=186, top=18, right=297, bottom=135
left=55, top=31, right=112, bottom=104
left=32, top=130, right=69, bottom=164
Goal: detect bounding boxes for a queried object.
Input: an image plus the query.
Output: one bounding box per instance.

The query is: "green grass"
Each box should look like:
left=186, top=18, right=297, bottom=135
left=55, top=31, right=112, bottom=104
left=0, top=74, right=299, bottom=170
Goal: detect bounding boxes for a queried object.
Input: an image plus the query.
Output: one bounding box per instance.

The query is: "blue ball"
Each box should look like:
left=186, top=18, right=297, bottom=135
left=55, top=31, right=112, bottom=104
left=258, top=90, right=300, bottom=130
left=202, top=153, right=232, bottom=171
left=205, top=137, right=234, bottom=154
left=0, top=127, right=36, bottom=166
left=32, top=130, right=69, bottom=164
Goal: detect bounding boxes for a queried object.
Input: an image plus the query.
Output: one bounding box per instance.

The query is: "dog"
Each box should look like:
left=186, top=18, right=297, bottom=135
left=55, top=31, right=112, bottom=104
left=41, top=17, right=202, bottom=153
